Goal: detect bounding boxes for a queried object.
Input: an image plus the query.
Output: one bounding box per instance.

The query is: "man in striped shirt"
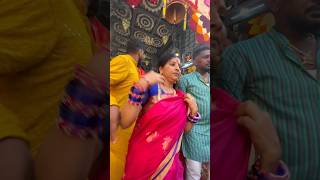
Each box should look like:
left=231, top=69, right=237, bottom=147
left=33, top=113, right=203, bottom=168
left=216, top=0, right=320, bottom=179
left=178, top=45, right=210, bottom=180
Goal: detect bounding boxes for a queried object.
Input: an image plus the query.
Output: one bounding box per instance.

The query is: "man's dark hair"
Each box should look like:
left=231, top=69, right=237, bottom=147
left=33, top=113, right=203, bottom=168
left=193, top=45, right=210, bottom=60
left=127, top=39, right=145, bottom=54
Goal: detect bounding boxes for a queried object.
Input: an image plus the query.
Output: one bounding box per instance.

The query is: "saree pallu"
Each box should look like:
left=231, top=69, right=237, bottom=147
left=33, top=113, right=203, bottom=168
left=124, top=91, right=187, bottom=180
left=211, top=88, right=251, bottom=180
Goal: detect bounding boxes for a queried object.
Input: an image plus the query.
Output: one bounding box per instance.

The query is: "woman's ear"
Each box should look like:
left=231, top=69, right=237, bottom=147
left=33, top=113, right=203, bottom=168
left=159, top=67, right=163, bottom=75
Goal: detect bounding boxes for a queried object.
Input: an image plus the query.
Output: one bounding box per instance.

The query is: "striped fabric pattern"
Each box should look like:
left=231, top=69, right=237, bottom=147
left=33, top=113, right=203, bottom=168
left=216, top=28, right=320, bottom=179
left=178, top=72, right=210, bottom=162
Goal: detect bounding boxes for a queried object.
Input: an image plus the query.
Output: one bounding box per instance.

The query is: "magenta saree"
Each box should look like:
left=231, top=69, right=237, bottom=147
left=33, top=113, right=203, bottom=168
left=123, top=90, right=187, bottom=180
left=212, top=88, right=251, bottom=180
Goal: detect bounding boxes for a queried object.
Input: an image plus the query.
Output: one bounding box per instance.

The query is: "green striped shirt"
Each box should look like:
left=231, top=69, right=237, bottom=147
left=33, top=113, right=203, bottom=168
left=216, top=28, right=320, bottom=179
left=178, top=72, right=210, bottom=162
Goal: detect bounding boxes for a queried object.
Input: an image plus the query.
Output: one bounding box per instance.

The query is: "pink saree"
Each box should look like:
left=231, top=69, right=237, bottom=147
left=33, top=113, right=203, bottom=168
left=212, top=88, right=251, bottom=180
left=123, top=90, right=187, bottom=180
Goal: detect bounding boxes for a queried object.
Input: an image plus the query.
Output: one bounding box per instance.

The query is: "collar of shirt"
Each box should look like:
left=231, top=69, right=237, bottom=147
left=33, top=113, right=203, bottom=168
left=268, top=28, right=320, bottom=81
left=194, top=71, right=210, bottom=87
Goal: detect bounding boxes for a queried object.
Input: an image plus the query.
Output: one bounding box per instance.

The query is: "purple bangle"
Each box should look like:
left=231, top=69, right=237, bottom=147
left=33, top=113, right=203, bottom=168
left=188, top=112, right=201, bottom=123
left=264, top=161, right=290, bottom=180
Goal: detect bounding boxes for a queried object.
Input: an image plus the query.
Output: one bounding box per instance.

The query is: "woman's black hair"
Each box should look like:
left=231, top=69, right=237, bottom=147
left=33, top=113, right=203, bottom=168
left=157, top=51, right=179, bottom=72
left=157, top=51, right=180, bottom=88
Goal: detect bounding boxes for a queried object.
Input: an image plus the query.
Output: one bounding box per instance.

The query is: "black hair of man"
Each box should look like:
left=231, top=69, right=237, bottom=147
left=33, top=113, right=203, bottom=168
left=127, top=39, right=145, bottom=54
left=193, top=45, right=210, bottom=60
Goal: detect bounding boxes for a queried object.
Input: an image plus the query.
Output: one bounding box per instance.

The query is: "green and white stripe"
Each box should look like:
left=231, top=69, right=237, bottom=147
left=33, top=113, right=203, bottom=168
left=178, top=72, right=210, bottom=162
left=216, top=28, right=320, bottom=180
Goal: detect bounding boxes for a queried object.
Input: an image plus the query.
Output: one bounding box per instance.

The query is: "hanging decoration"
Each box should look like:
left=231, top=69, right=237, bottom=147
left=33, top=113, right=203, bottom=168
left=204, top=0, right=209, bottom=6
left=185, top=0, right=210, bottom=20
left=163, top=0, right=167, bottom=18
left=142, top=0, right=163, bottom=13
left=189, top=10, right=210, bottom=44
left=164, top=1, right=186, bottom=25
left=183, top=3, right=188, bottom=31
left=127, top=0, right=142, bottom=8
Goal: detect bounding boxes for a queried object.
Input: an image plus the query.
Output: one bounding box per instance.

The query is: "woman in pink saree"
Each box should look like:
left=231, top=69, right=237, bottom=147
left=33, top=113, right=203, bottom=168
left=120, top=52, right=199, bottom=179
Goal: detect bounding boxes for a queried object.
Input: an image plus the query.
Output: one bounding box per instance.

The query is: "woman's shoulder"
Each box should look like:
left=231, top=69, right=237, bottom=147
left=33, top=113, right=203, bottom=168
left=148, top=83, right=159, bottom=96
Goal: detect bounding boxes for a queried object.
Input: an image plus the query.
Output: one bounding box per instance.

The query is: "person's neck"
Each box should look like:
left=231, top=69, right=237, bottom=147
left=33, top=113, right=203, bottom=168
left=161, top=80, right=174, bottom=89
left=129, top=53, right=139, bottom=63
left=197, top=69, right=209, bottom=78
left=274, top=21, right=315, bottom=47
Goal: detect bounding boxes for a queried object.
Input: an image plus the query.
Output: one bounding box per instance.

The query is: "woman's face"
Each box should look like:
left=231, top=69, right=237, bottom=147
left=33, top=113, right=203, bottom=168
left=159, top=57, right=181, bottom=83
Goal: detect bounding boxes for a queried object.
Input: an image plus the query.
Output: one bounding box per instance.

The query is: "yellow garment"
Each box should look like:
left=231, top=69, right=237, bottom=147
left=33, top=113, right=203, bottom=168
left=0, top=0, right=93, bottom=156
left=110, top=54, right=139, bottom=180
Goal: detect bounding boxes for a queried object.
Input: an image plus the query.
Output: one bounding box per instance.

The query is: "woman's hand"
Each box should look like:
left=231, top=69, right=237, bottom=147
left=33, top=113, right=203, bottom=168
left=184, top=93, right=198, bottom=115
left=235, top=101, right=282, bottom=173
left=138, top=71, right=165, bottom=89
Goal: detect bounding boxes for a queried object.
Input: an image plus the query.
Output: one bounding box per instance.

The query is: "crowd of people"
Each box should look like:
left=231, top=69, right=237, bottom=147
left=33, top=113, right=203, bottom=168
left=1, top=0, right=319, bottom=179
left=110, top=39, right=211, bottom=179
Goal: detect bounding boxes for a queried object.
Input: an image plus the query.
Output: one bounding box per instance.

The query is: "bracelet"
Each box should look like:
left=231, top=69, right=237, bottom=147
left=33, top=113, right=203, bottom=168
left=187, top=112, right=201, bottom=123
left=133, top=82, right=146, bottom=93
left=248, top=157, right=267, bottom=180
left=128, top=84, right=145, bottom=105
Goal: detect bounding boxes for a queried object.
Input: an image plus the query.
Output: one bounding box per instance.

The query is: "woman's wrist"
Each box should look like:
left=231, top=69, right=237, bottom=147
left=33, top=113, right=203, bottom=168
left=190, top=111, right=197, bottom=117
left=261, top=150, right=281, bottom=173
left=137, top=77, right=151, bottom=90
left=261, top=156, right=280, bottom=174
left=249, top=156, right=286, bottom=179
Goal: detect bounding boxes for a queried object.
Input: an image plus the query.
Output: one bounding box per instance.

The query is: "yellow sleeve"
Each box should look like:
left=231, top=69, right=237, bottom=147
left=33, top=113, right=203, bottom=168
left=110, top=94, right=119, bottom=107
left=110, top=56, right=130, bottom=85
left=0, top=104, right=27, bottom=141
left=0, top=0, right=57, bottom=74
